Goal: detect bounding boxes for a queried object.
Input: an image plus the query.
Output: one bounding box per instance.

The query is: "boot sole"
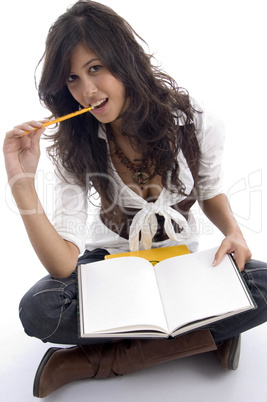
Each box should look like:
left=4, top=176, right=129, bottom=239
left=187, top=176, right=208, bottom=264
left=33, top=347, right=61, bottom=397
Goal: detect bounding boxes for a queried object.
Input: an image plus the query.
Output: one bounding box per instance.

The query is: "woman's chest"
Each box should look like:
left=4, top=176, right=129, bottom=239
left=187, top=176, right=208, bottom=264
left=108, top=136, right=163, bottom=201
left=110, top=157, right=163, bottom=201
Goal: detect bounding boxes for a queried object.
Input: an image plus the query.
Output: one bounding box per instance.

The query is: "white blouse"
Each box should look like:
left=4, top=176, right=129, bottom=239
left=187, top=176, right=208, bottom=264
left=52, top=100, right=225, bottom=255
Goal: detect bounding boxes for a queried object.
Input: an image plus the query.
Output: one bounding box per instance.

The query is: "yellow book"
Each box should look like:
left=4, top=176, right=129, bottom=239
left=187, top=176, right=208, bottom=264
left=105, top=245, right=190, bottom=266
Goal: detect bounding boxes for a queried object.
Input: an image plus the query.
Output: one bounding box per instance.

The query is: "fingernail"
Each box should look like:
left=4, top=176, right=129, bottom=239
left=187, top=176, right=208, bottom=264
left=212, top=259, right=217, bottom=266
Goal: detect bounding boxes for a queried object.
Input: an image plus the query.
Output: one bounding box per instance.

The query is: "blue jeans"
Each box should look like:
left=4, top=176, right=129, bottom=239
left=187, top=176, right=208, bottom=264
left=19, top=249, right=267, bottom=345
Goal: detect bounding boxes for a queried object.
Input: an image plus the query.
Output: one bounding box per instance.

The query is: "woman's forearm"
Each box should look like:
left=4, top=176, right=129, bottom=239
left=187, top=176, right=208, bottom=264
left=12, top=179, right=79, bottom=278
left=200, top=194, right=241, bottom=236
left=200, top=193, right=251, bottom=270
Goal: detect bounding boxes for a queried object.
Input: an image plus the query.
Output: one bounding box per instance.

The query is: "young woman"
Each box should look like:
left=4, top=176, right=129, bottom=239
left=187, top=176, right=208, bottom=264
left=3, top=0, right=267, bottom=398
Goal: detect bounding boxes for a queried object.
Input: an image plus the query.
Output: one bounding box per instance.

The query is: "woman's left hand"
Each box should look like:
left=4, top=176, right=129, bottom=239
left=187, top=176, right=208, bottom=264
left=213, top=233, right=252, bottom=271
left=201, top=194, right=252, bottom=272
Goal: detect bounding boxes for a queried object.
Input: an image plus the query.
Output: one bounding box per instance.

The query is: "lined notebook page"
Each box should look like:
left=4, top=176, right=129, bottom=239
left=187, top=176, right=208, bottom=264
left=155, top=248, right=252, bottom=334
left=79, top=257, right=168, bottom=335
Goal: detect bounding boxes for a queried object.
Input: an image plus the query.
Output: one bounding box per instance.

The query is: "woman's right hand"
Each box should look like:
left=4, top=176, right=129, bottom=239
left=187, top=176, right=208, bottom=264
left=3, top=121, right=80, bottom=277
left=3, top=121, right=47, bottom=187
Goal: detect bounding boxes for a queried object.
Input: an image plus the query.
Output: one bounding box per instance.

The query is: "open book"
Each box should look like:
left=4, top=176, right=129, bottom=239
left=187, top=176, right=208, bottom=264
left=77, top=247, right=256, bottom=339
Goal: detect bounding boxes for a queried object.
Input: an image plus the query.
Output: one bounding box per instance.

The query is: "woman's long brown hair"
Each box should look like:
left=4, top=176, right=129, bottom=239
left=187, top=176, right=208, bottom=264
left=38, top=0, right=200, bottom=225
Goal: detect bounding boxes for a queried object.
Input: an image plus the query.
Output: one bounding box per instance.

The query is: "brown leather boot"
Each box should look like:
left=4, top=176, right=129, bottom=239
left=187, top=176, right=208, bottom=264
left=216, top=334, right=241, bottom=370
left=33, top=330, right=216, bottom=398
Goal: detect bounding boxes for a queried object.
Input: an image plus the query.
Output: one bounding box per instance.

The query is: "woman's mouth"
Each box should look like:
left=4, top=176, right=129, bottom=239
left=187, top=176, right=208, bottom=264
left=90, top=98, right=109, bottom=116
left=91, top=99, right=108, bottom=110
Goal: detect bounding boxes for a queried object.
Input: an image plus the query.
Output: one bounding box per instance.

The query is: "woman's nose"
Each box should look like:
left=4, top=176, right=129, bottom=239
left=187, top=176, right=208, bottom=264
left=83, top=78, right=98, bottom=99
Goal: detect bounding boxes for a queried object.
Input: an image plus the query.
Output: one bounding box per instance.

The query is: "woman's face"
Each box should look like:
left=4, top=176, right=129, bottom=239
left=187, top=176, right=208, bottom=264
left=66, top=44, right=127, bottom=129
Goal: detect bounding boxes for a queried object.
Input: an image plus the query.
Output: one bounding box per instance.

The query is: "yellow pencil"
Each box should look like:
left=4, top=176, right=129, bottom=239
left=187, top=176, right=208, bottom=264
left=20, top=106, right=93, bottom=137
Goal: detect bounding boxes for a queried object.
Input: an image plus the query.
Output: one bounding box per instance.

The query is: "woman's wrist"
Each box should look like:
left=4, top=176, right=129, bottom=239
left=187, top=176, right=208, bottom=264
left=11, top=178, right=41, bottom=216
left=10, top=175, right=35, bottom=193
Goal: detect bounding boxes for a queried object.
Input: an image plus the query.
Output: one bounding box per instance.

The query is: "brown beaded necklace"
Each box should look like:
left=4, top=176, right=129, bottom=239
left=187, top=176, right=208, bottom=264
left=109, top=133, right=153, bottom=190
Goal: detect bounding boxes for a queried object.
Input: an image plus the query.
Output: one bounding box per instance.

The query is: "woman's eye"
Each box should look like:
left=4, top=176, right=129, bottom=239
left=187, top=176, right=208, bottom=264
left=89, top=65, right=102, bottom=73
left=67, top=74, right=77, bottom=83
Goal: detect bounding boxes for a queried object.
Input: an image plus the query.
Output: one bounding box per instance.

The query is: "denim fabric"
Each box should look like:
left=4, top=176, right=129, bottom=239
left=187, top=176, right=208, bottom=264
left=19, top=250, right=267, bottom=345
left=209, top=259, right=267, bottom=343
left=19, top=249, right=112, bottom=345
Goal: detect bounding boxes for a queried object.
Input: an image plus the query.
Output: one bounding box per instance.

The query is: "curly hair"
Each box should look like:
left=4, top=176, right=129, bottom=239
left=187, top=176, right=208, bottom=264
left=38, top=0, right=200, bottom=219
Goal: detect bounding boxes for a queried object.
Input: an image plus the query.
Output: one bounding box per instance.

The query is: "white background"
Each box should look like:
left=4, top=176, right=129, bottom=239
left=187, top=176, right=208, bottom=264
left=1, top=1, right=267, bottom=401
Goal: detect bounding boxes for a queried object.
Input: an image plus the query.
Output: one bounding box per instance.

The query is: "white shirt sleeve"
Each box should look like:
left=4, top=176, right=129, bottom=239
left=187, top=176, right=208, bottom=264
left=52, top=166, right=89, bottom=254
left=195, top=107, right=225, bottom=201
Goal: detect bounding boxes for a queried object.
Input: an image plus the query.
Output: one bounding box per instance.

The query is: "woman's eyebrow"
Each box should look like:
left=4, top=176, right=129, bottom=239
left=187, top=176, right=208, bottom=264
left=82, top=58, right=101, bottom=69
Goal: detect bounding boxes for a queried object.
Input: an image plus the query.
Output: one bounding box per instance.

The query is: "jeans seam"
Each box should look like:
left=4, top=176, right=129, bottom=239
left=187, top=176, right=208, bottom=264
left=40, top=300, right=64, bottom=341
left=31, top=279, right=77, bottom=341
left=40, top=291, right=76, bottom=341
left=245, top=270, right=267, bottom=304
left=32, top=279, right=76, bottom=298
left=252, top=281, right=267, bottom=304
left=32, top=288, right=73, bottom=297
